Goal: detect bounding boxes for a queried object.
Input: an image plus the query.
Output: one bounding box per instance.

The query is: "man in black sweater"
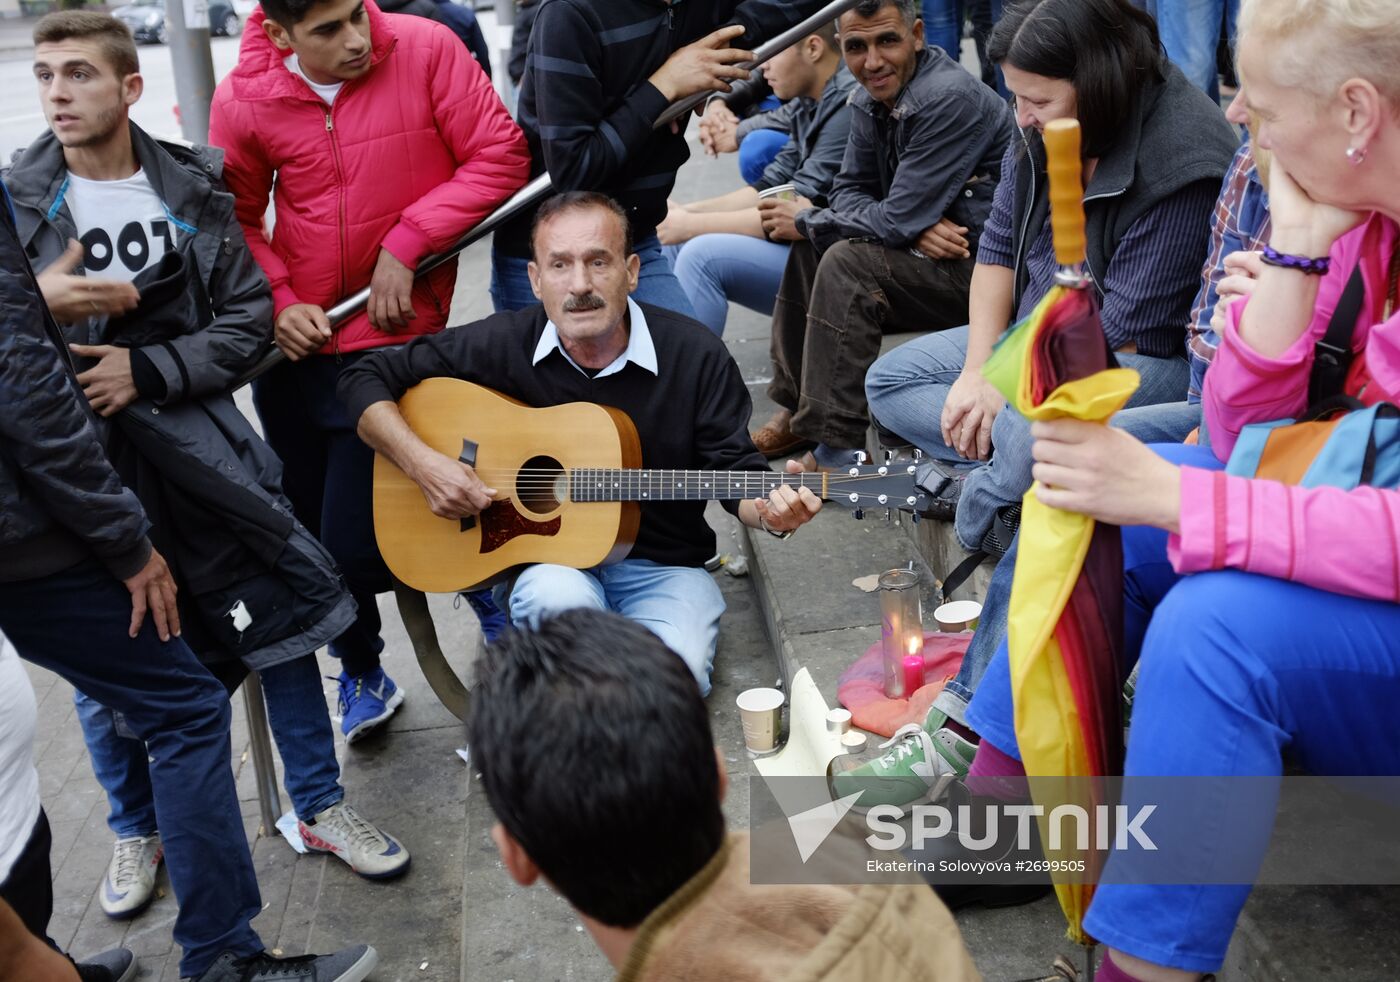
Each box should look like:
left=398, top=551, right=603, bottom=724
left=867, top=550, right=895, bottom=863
left=489, top=0, right=835, bottom=319
left=344, top=193, right=822, bottom=695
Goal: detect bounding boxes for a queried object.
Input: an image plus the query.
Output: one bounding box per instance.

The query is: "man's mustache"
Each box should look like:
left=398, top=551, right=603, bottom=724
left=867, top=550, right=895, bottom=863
left=563, top=293, right=607, bottom=312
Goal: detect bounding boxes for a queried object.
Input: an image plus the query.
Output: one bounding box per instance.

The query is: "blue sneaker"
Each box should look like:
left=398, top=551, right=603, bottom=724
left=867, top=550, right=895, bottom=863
left=337, top=668, right=405, bottom=744
left=462, top=588, right=509, bottom=643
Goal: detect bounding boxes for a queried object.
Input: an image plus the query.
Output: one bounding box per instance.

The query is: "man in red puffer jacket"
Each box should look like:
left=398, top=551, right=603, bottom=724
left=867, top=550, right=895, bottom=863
left=210, top=0, right=529, bottom=745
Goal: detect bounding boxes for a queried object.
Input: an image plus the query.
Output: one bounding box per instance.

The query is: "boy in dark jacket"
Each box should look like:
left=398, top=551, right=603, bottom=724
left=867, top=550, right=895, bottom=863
left=10, top=12, right=410, bottom=931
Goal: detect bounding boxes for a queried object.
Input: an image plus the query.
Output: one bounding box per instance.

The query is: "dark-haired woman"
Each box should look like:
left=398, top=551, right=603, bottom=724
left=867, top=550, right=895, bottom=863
left=848, top=0, right=1237, bottom=799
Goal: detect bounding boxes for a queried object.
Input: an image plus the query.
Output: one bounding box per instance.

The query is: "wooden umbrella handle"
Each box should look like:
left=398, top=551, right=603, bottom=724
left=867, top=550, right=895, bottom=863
left=1044, top=118, right=1087, bottom=267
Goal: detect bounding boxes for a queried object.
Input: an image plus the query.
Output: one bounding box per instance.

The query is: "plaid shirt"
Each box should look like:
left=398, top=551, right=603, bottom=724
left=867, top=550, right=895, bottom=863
left=1187, top=141, right=1272, bottom=403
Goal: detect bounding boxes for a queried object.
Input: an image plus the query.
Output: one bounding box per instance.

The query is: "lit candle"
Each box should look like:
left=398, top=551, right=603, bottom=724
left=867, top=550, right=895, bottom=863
left=878, top=568, right=923, bottom=698
left=902, top=654, right=924, bottom=696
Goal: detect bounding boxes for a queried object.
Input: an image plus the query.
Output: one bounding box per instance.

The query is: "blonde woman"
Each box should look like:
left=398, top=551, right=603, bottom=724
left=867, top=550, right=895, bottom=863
left=924, top=1, right=1400, bottom=978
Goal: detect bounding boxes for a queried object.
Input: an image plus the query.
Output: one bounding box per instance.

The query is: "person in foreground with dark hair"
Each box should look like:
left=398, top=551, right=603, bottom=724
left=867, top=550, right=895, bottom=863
left=468, top=609, right=982, bottom=981
left=850, top=0, right=1237, bottom=809
left=342, top=192, right=822, bottom=697
left=209, top=0, right=530, bottom=743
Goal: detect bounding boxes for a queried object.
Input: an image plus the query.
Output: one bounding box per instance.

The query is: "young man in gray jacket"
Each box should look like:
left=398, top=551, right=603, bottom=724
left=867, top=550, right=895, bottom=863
left=659, top=19, right=857, bottom=338
left=750, top=0, right=1014, bottom=462
left=7, top=11, right=409, bottom=940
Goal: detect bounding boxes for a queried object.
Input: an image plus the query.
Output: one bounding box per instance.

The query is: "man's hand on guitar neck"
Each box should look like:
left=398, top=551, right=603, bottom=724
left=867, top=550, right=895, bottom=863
left=740, top=458, right=823, bottom=536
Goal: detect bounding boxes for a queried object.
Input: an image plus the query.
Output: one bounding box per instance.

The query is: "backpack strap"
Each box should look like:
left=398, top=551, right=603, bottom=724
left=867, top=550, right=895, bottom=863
left=1307, top=263, right=1366, bottom=406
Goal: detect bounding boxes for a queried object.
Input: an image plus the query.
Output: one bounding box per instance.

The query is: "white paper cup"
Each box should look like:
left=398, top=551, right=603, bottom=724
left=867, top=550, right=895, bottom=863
left=934, top=600, right=983, bottom=632
left=736, top=687, right=785, bottom=754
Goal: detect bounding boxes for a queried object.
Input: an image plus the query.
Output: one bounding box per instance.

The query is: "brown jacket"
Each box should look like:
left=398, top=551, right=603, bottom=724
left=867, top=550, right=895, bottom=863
left=617, top=833, right=981, bottom=982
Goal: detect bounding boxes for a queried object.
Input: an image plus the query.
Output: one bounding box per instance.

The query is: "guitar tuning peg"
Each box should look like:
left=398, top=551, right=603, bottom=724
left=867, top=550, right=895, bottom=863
left=883, top=448, right=894, bottom=464
left=854, top=451, right=867, bottom=464
left=913, top=448, right=923, bottom=461
left=885, top=508, right=893, bottom=523
left=853, top=508, right=865, bottom=521
left=910, top=510, right=921, bottom=524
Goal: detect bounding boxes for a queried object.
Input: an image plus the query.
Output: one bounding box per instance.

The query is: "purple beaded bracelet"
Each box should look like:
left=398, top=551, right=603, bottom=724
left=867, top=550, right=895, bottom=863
left=1260, top=245, right=1331, bottom=275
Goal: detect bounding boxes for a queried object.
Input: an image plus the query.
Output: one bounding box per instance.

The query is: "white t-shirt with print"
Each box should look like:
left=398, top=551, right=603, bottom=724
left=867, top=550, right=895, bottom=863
left=66, top=168, right=175, bottom=283
left=0, top=635, right=41, bottom=884
left=285, top=52, right=345, bottom=106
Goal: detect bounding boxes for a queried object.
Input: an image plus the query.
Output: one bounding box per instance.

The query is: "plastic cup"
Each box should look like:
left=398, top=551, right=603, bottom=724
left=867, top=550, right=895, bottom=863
left=758, top=183, right=798, bottom=201
left=934, top=600, right=982, bottom=632
left=736, top=687, right=785, bottom=754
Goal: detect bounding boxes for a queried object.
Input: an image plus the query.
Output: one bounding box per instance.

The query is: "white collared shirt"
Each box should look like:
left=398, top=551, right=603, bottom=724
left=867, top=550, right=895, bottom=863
left=532, top=297, right=658, bottom=379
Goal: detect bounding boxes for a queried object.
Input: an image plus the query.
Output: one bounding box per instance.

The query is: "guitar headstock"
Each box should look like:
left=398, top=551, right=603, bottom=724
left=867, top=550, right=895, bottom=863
left=821, top=452, right=932, bottom=520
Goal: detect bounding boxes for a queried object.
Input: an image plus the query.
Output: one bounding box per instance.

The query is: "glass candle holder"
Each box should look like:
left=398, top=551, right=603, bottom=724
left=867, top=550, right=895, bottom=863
left=878, top=568, right=923, bottom=698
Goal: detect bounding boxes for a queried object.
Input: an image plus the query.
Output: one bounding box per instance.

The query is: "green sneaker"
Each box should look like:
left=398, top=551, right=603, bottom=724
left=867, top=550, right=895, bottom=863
left=830, top=708, right=978, bottom=810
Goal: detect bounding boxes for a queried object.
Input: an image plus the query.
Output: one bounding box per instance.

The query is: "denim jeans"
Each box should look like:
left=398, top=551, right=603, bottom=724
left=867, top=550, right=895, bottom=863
left=739, top=128, right=789, bottom=186
left=0, top=560, right=262, bottom=977
left=74, top=654, right=345, bottom=829
left=1156, top=0, right=1239, bottom=102
left=963, top=443, right=1400, bottom=971
left=666, top=233, right=791, bottom=337
left=931, top=402, right=1204, bottom=726
left=252, top=354, right=387, bottom=678
left=508, top=559, right=725, bottom=696
left=490, top=234, right=699, bottom=320
left=921, top=0, right=965, bottom=60
left=865, top=325, right=1191, bottom=550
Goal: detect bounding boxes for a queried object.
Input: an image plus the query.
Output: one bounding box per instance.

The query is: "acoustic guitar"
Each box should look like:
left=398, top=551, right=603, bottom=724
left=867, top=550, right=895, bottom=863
left=373, top=378, right=933, bottom=593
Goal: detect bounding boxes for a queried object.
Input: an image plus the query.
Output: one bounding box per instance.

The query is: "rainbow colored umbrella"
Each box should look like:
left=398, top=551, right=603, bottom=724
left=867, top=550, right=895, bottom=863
left=980, top=119, right=1141, bottom=953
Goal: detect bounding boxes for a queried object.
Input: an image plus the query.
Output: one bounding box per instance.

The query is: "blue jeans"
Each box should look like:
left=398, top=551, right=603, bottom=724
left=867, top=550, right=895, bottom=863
left=1156, top=0, right=1239, bottom=102
left=508, top=559, right=725, bottom=696
left=252, top=355, right=386, bottom=678
left=921, top=0, right=965, bottom=60
left=963, top=443, right=1400, bottom=971
left=931, top=402, right=1203, bottom=725
left=0, top=560, right=262, bottom=977
left=75, top=654, right=345, bottom=829
left=865, top=325, right=1191, bottom=550
left=490, top=234, right=699, bottom=320
left=739, top=130, right=789, bottom=186
left=667, top=233, right=791, bottom=337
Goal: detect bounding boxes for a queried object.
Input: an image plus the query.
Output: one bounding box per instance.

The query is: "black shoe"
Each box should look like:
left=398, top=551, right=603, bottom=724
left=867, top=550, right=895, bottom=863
left=75, top=948, right=138, bottom=982
left=183, top=946, right=378, bottom=982
left=903, top=783, right=1052, bottom=911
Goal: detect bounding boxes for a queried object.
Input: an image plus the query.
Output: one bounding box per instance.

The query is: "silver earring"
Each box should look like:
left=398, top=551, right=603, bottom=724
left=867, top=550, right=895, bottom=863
left=1346, top=145, right=1368, bottom=166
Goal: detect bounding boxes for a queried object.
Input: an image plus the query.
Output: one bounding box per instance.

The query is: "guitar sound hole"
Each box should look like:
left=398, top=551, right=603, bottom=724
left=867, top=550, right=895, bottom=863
left=516, top=455, right=563, bottom=515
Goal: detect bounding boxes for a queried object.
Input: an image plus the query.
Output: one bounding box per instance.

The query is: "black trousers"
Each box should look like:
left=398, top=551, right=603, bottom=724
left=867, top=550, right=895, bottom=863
left=0, top=808, right=54, bottom=949
left=769, top=238, right=973, bottom=450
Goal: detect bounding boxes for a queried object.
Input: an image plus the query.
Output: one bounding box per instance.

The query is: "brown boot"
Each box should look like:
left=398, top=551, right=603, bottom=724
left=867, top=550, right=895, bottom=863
left=750, top=409, right=814, bottom=459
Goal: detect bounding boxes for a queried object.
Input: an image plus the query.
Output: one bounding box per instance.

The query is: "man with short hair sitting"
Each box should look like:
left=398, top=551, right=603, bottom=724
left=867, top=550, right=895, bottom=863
left=750, top=0, right=1014, bottom=463
left=340, top=192, right=822, bottom=696
left=468, top=608, right=982, bottom=981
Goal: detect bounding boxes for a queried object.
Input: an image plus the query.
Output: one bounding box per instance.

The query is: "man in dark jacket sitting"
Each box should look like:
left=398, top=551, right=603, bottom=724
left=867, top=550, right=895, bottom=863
left=749, top=0, right=1014, bottom=463
left=8, top=11, right=409, bottom=937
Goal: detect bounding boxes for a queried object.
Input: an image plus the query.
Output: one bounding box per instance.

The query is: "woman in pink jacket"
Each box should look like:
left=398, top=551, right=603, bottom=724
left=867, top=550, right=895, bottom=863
left=929, top=0, right=1400, bottom=978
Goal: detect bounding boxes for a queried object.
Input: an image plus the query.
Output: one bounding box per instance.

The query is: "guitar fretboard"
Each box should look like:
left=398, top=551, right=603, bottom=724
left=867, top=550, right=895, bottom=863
left=569, top=469, right=826, bottom=503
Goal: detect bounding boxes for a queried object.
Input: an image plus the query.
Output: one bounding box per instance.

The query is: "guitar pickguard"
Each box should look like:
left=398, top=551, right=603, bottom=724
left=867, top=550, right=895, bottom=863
left=478, top=499, right=561, bottom=554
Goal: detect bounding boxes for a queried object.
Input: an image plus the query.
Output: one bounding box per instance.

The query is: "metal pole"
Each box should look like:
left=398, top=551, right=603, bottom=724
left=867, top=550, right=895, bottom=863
left=233, top=0, right=864, bottom=388
left=164, top=0, right=217, bottom=142
left=241, top=673, right=283, bottom=837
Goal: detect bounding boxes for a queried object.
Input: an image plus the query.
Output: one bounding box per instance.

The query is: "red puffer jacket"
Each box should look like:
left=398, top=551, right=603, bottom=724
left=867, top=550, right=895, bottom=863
left=209, top=0, right=530, bottom=353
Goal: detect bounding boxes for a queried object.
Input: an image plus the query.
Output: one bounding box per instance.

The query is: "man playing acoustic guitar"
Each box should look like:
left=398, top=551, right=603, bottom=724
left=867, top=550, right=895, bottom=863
left=339, top=192, right=822, bottom=694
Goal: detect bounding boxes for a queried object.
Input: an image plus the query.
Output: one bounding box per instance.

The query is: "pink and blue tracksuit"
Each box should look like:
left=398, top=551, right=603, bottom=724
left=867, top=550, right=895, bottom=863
left=965, top=214, right=1400, bottom=972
